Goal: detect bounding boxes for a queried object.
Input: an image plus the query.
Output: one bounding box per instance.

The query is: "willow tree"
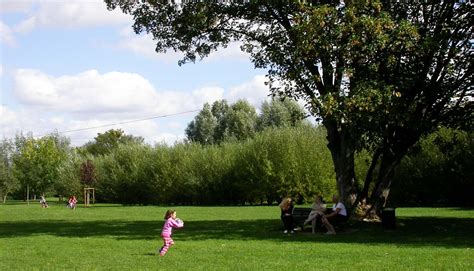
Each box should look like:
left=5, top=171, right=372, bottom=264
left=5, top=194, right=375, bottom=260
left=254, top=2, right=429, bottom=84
left=105, top=0, right=473, bottom=214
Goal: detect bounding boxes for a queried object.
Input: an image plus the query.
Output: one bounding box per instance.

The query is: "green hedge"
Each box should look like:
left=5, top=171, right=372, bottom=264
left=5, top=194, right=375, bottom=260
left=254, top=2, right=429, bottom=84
left=90, top=126, right=336, bottom=205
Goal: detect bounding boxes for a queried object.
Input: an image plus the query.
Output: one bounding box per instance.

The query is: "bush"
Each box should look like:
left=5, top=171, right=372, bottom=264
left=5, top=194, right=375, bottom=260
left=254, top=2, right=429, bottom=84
left=391, top=127, right=474, bottom=206
left=91, top=126, right=337, bottom=205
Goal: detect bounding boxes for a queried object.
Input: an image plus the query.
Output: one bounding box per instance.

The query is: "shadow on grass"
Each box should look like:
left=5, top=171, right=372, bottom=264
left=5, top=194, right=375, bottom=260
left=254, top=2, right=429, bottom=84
left=0, top=216, right=473, bottom=248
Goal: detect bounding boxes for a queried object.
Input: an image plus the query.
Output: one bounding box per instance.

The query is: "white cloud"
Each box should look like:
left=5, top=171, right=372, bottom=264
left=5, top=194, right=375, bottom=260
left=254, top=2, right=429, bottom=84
left=0, top=21, right=16, bottom=46
left=117, top=27, right=250, bottom=63
left=4, top=68, right=270, bottom=146
left=46, top=117, right=185, bottom=146
left=13, top=69, right=160, bottom=115
left=6, top=68, right=226, bottom=145
left=0, top=105, right=17, bottom=126
left=154, top=133, right=185, bottom=146
left=192, top=86, right=225, bottom=105
left=0, top=0, right=35, bottom=13
left=13, top=16, right=36, bottom=33
left=12, top=69, right=232, bottom=118
left=205, top=42, right=249, bottom=62
left=12, top=0, right=132, bottom=33
left=227, top=75, right=270, bottom=107
left=117, top=27, right=188, bottom=63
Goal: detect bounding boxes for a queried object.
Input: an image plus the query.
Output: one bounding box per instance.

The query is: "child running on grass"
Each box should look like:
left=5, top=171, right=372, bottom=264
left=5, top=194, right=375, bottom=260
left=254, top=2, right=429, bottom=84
left=158, top=209, right=184, bottom=256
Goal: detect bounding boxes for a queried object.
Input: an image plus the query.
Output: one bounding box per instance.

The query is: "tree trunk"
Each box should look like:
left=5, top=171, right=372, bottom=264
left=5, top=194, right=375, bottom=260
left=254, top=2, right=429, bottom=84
left=324, top=120, right=358, bottom=203
left=368, top=152, right=404, bottom=216
left=356, top=148, right=382, bottom=208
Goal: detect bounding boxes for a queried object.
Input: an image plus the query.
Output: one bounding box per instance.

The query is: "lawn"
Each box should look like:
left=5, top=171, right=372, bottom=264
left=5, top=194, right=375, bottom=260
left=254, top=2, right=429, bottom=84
left=1, top=200, right=473, bottom=270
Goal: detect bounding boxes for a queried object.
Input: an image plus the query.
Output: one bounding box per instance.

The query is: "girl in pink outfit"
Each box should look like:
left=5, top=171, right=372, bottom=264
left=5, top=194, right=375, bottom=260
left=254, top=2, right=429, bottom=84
left=158, top=209, right=184, bottom=256
left=68, top=196, right=77, bottom=210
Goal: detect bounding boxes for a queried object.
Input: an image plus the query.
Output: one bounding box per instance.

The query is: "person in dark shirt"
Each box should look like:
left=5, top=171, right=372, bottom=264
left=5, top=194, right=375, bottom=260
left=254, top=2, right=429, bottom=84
left=279, top=197, right=294, bottom=234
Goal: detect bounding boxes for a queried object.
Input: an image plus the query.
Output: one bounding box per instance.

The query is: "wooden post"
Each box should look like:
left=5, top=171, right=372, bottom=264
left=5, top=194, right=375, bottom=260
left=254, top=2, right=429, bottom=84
left=83, top=188, right=95, bottom=207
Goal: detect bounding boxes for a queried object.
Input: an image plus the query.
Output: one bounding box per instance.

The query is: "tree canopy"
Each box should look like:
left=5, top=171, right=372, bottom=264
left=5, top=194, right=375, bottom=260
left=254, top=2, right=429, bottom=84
left=83, top=129, right=145, bottom=156
left=12, top=135, right=67, bottom=197
left=186, top=98, right=307, bottom=144
left=105, top=0, right=473, bottom=213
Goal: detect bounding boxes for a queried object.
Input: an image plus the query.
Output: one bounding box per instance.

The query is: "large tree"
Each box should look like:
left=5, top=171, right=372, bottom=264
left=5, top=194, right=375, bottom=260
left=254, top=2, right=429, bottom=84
left=106, top=1, right=473, bottom=213
left=12, top=135, right=66, bottom=200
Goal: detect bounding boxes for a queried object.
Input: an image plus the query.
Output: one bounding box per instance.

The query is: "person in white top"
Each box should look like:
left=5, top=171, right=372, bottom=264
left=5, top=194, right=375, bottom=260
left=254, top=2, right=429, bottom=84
left=322, top=194, right=347, bottom=234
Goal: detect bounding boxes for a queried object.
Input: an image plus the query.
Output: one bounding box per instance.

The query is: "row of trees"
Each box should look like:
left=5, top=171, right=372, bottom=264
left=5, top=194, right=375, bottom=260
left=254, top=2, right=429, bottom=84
left=0, top=98, right=311, bottom=203
left=0, top=126, right=336, bottom=205
left=1, top=123, right=472, bottom=206
left=0, top=133, right=99, bottom=203
left=93, top=126, right=335, bottom=205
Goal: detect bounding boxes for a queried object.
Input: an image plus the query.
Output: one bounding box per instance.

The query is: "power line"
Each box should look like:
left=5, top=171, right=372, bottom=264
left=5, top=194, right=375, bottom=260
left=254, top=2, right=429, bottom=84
left=34, top=96, right=302, bottom=138
left=38, top=109, right=200, bottom=137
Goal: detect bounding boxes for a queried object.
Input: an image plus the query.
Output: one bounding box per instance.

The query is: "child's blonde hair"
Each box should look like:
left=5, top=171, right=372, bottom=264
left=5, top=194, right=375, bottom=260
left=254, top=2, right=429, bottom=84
left=164, top=209, right=176, bottom=219
left=279, top=197, right=292, bottom=210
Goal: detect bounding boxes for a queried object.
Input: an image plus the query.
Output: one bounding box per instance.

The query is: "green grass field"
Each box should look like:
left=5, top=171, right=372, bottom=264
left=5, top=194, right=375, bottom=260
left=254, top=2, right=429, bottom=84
left=1, top=200, right=473, bottom=270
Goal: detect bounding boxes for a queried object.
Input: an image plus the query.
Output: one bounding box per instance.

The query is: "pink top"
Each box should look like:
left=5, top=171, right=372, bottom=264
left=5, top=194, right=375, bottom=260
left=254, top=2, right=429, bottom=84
left=161, top=217, right=184, bottom=237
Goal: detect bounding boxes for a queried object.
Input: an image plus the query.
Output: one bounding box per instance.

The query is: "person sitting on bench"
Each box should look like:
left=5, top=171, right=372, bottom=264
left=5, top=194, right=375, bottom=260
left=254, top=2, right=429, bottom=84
left=279, top=197, right=294, bottom=234
left=322, top=194, right=347, bottom=235
left=303, top=195, right=326, bottom=234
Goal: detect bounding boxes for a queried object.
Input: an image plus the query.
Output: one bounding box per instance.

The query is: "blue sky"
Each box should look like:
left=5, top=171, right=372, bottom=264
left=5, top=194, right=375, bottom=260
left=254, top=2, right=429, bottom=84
left=0, top=0, right=271, bottom=146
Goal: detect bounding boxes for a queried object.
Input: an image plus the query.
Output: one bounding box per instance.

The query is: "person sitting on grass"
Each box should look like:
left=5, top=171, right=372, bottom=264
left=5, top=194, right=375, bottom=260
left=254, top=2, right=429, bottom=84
left=303, top=195, right=326, bottom=234
left=39, top=196, right=49, bottom=208
left=322, top=194, right=347, bottom=235
left=279, top=197, right=294, bottom=234
left=68, top=195, right=77, bottom=210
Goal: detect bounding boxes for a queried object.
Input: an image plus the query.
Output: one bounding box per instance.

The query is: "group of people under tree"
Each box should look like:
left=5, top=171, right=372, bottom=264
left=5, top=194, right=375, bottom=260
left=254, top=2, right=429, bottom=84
left=279, top=194, right=347, bottom=235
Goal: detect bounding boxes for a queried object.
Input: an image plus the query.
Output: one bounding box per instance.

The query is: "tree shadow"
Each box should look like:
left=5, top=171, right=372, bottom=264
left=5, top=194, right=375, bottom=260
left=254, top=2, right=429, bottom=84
left=0, top=216, right=472, bottom=249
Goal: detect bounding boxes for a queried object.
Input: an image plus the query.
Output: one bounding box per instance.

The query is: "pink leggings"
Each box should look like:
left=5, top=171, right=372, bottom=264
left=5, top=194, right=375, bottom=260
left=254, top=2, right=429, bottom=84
left=159, top=236, right=174, bottom=256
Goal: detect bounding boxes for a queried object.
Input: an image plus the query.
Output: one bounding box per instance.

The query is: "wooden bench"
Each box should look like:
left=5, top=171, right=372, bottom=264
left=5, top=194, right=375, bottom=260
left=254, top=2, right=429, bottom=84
left=292, top=206, right=350, bottom=232
left=292, top=207, right=313, bottom=228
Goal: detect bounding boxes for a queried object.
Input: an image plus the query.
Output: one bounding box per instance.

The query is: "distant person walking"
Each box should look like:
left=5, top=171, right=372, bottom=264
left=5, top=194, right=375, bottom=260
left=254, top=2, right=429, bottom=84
left=158, top=209, right=184, bottom=256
